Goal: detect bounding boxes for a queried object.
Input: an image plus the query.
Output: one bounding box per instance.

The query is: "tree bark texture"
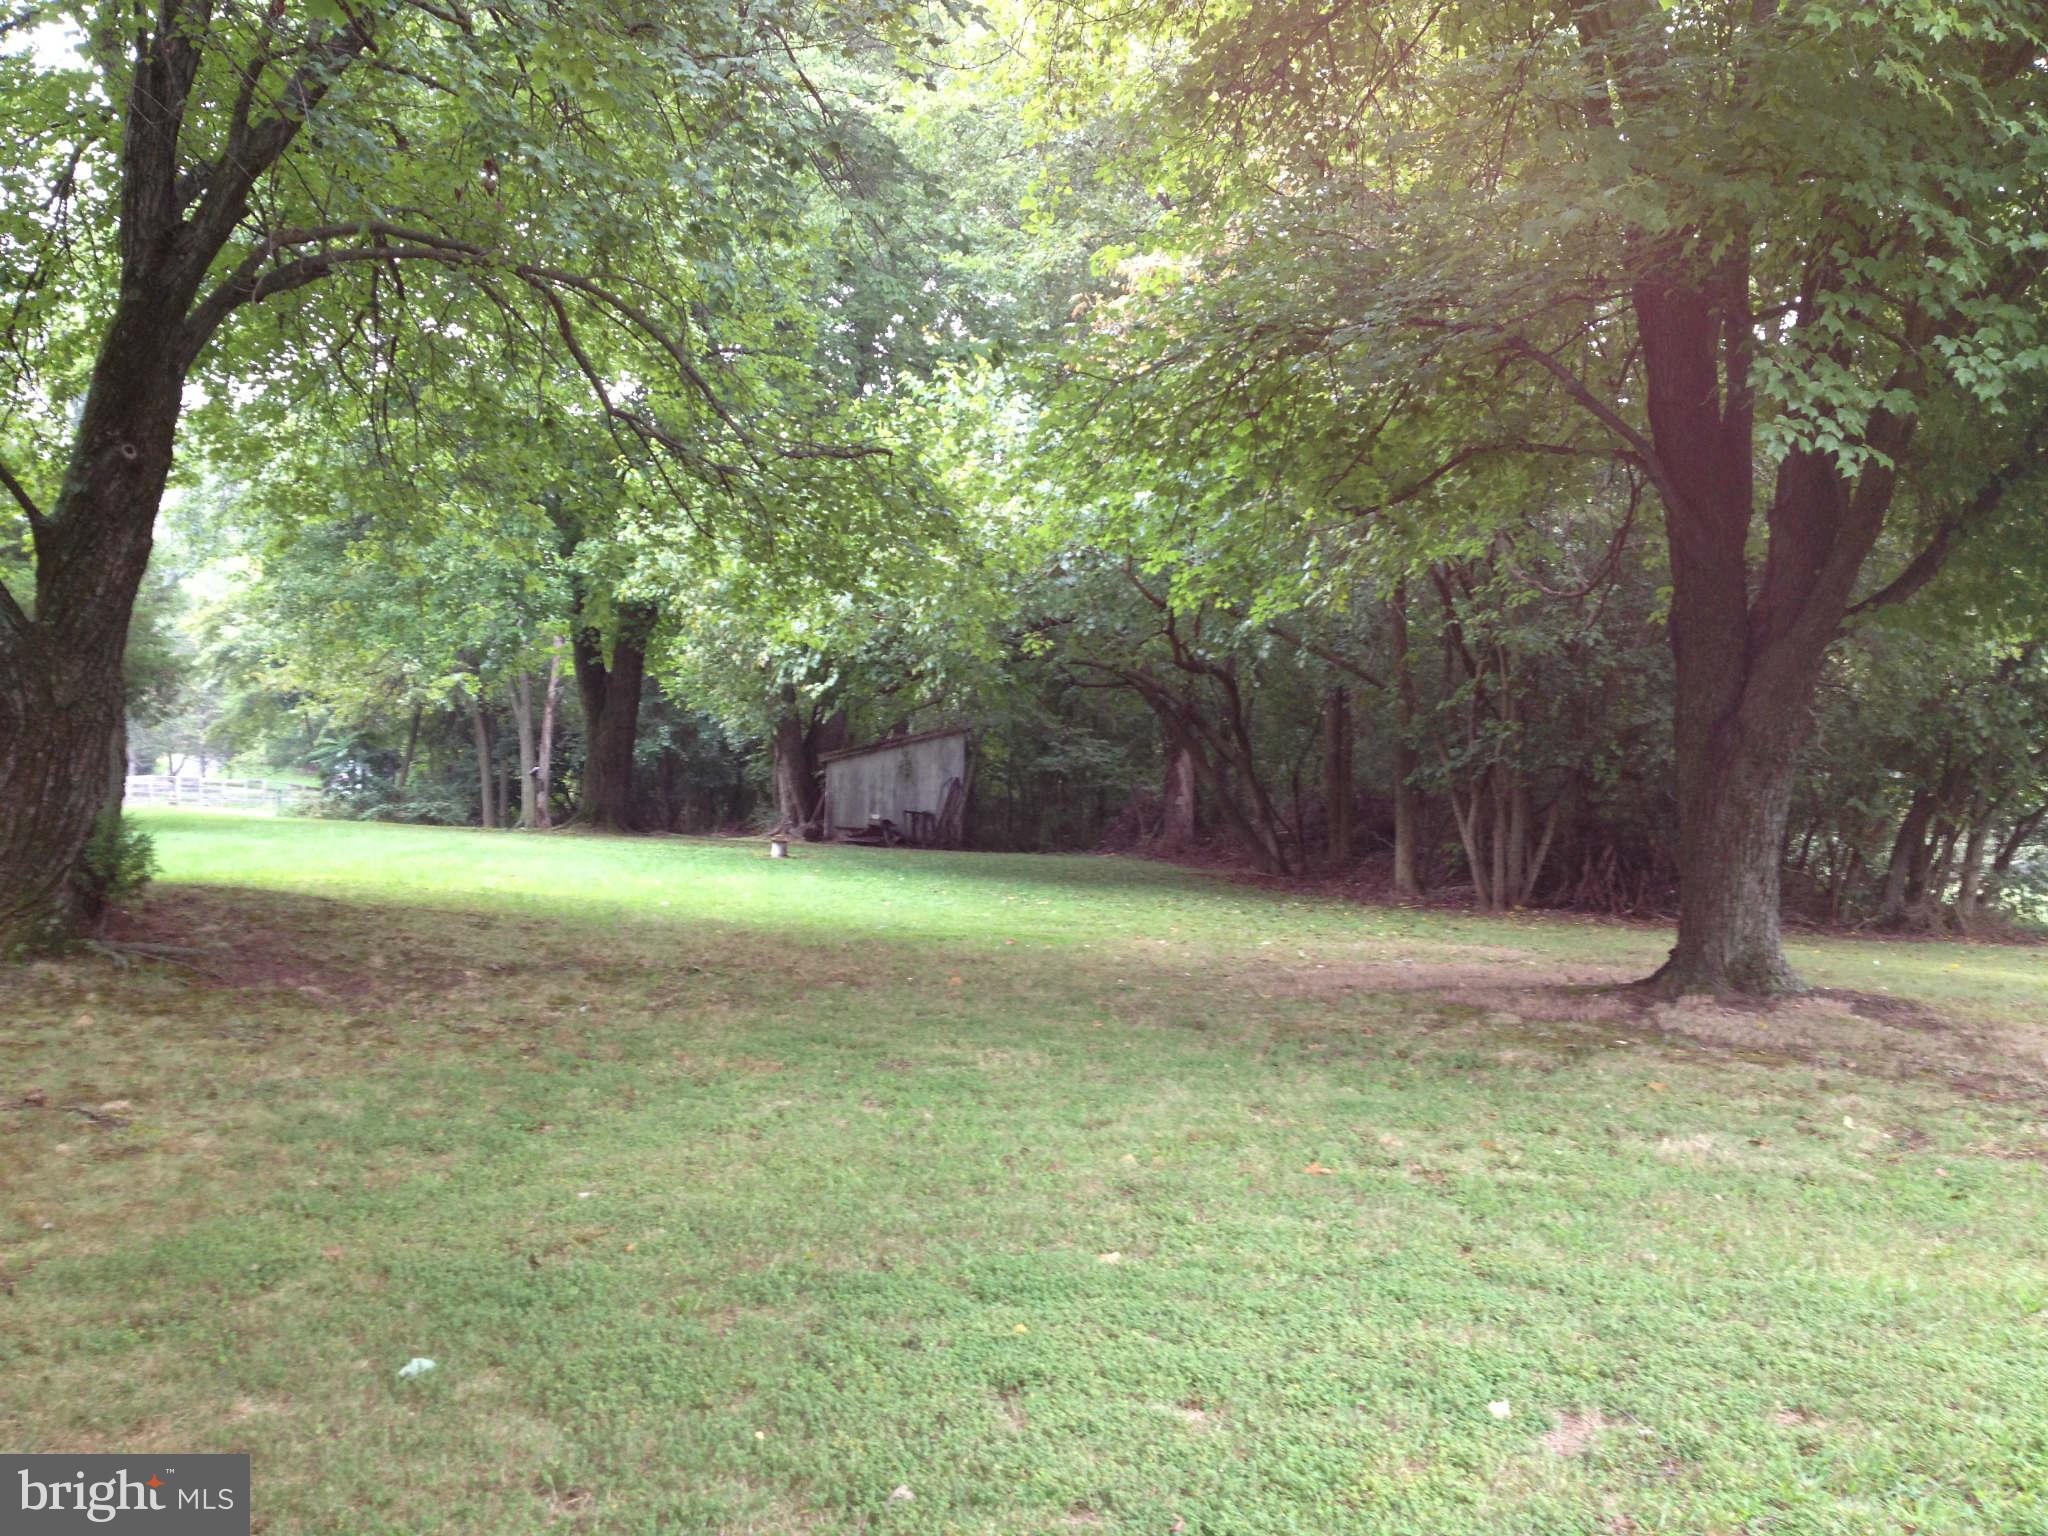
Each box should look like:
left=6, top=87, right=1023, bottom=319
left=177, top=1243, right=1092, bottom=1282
left=1632, top=281, right=1904, bottom=996
left=572, top=600, right=655, bottom=832
left=470, top=694, right=497, bottom=830
left=1158, top=745, right=1197, bottom=849
left=511, top=671, right=538, bottom=829
left=0, top=308, right=182, bottom=948
left=1323, top=686, right=1353, bottom=866
left=1389, top=584, right=1424, bottom=897
left=535, top=644, right=561, bottom=829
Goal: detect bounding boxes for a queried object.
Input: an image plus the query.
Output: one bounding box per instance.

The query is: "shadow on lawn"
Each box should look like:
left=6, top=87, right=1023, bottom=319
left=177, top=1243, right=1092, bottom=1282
left=67, top=882, right=2048, bottom=1111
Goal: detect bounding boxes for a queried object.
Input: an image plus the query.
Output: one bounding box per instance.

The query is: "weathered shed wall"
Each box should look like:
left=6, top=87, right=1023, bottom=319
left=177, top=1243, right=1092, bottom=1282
left=823, top=732, right=968, bottom=835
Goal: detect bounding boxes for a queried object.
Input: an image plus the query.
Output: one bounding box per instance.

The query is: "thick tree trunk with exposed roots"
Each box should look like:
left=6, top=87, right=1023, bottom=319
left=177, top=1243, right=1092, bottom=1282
left=1650, top=727, right=1804, bottom=996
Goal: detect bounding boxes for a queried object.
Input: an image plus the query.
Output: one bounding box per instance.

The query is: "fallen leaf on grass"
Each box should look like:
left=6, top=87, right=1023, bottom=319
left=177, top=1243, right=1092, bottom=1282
left=1647, top=1082, right=1667, bottom=1093
left=1304, top=1161, right=1333, bottom=1175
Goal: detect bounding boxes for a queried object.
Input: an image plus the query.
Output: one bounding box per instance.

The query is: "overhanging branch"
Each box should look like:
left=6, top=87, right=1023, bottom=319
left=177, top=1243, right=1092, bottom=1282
left=179, top=221, right=891, bottom=475
left=1500, top=334, right=1681, bottom=510
left=0, top=452, right=49, bottom=539
left=1847, top=418, right=2047, bottom=619
left=0, top=571, right=27, bottom=636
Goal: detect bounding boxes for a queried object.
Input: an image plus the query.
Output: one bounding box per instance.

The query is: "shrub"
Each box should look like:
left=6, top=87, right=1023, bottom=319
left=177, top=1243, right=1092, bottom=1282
left=82, top=810, right=158, bottom=906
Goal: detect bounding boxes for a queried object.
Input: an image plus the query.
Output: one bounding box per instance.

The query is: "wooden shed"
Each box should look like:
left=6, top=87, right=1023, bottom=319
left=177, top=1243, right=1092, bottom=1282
left=820, top=728, right=971, bottom=848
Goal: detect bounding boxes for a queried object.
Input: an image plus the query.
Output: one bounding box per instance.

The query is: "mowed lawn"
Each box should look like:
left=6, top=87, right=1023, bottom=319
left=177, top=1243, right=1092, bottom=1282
left=4, top=814, right=2047, bottom=1535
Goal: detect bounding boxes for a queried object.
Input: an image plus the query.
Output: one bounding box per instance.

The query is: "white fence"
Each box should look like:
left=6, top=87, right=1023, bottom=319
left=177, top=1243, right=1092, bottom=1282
left=124, top=775, right=317, bottom=815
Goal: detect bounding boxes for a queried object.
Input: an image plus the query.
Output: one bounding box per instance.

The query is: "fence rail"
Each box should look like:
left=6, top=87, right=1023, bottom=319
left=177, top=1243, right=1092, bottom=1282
left=124, top=775, right=317, bottom=814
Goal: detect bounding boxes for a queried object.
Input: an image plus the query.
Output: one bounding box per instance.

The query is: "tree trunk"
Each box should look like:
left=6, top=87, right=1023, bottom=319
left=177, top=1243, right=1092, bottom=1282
left=470, top=693, right=497, bottom=829
left=535, top=643, right=561, bottom=829
left=572, top=600, right=655, bottom=832
left=1630, top=276, right=1903, bottom=994
left=1654, top=728, right=1807, bottom=992
left=1992, top=803, right=2047, bottom=880
left=1878, top=790, right=1936, bottom=921
left=1447, top=782, right=1495, bottom=912
left=772, top=684, right=819, bottom=833
left=1954, top=811, right=1993, bottom=931
left=1323, top=685, right=1353, bottom=866
left=1389, top=583, right=1424, bottom=897
left=1158, top=744, right=1197, bottom=849
left=394, top=703, right=424, bottom=792
left=1152, top=710, right=1288, bottom=874
left=0, top=3, right=384, bottom=950
left=0, top=306, right=183, bottom=950
left=510, top=671, right=539, bottom=829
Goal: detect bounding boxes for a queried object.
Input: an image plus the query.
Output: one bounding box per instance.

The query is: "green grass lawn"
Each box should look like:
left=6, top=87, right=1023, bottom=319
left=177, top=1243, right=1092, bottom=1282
left=3, top=812, right=2046, bottom=1534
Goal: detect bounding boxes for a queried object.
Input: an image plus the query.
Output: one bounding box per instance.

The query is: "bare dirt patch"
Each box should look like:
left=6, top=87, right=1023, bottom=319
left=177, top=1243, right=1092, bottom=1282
left=97, top=888, right=446, bottom=1001
left=1239, top=951, right=2048, bottom=1100
left=1543, top=1409, right=1619, bottom=1457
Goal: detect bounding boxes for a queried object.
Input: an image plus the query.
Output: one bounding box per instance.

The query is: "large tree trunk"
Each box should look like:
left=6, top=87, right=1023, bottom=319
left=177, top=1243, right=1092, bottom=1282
left=1655, top=729, right=1805, bottom=993
left=0, top=308, right=183, bottom=950
left=1631, top=274, right=1903, bottom=995
left=0, top=3, right=383, bottom=951
left=571, top=600, right=655, bottom=833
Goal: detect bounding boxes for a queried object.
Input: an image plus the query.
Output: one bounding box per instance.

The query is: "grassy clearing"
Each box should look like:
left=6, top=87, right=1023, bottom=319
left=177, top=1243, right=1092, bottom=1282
left=3, top=811, right=2046, bottom=1535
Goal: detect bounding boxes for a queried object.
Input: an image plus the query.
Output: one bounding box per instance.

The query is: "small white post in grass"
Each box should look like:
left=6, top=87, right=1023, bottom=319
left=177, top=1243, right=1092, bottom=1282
left=768, top=830, right=791, bottom=859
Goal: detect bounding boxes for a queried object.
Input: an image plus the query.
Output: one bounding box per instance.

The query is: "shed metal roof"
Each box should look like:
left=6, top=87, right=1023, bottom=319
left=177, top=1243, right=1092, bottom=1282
left=817, top=726, right=971, bottom=765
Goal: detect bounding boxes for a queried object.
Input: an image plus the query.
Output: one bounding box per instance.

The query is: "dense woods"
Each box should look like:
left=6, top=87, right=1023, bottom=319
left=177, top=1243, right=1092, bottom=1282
left=4, top=0, right=2046, bottom=993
